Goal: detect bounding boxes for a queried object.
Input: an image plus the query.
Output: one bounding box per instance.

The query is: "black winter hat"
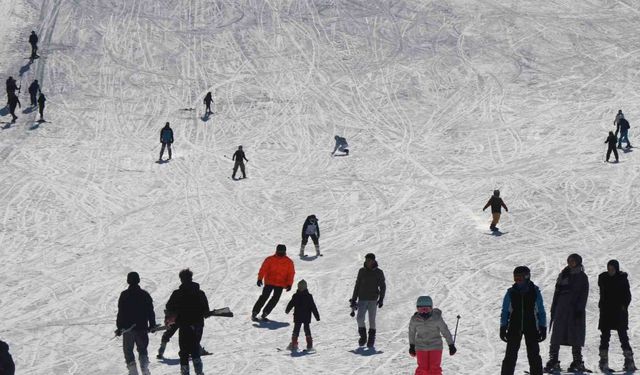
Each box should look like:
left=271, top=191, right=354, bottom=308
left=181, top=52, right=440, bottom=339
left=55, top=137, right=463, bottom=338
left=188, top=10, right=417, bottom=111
left=513, top=266, right=531, bottom=279
left=127, top=271, right=140, bottom=285
left=365, top=253, right=376, bottom=260
left=567, top=253, right=583, bottom=266
left=276, top=244, right=287, bottom=253
left=607, top=259, right=620, bottom=272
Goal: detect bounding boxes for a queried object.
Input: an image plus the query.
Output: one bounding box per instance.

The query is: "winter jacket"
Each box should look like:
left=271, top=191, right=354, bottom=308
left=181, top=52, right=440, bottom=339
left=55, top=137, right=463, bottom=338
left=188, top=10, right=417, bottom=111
left=28, top=81, right=39, bottom=95
left=116, top=284, right=156, bottom=331
left=351, top=261, right=386, bottom=302
left=166, top=281, right=210, bottom=327
left=160, top=126, right=173, bottom=144
left=500, top=281, right=546, bottom=334
left=598, top=271, right=631, bottom=331
left=258, top=254, right=295, bottom=288
left=29, top=33, right=38, bottom=45
left=483, top=196, right=508, bottom=214
left=617, top=118, right=631, bottom=134
left=37, top=94, right=45, bottom=107
left=232, top=150, right=248, bottom=164
left=302, top=216, right=320, bottom=238
left=204, top=93, right=213, bottom=104
left=549, top=266, right=589, bottom=346
left=605, top=134, right=618, bottom=147
left=5, top=78, right=17, bottom=95
left=332, top=137, right=348, bottom=153
left=0, top=341, right=15, bottom=375
left=285, top=290, right=320, bottom=323
left=408, top=309, right=454, bottom=351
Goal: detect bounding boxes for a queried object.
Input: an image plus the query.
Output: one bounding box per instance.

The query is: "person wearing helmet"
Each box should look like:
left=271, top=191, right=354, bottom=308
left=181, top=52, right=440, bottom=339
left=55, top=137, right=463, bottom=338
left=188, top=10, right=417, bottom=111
left=232, top=145, right=249, bottom=180
left=331, top=135, right=349, bottom=156
left=500, top=266, right=546, bottom=375
left=300, top=215, right=321, bottom=257
left=483, top=190, right=509, bottom=232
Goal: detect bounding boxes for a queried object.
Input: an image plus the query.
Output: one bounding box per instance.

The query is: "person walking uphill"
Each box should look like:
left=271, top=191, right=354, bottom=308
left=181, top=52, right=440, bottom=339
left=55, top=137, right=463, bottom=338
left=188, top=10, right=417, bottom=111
left=231, top=145, right=249, bottom=180
left=252, top=244, right=295, bottom=322
left=0, top=340, right=15, bottom=375
left=409, top=296, right=456, bottom=375
left=483, top=190, right=508, bottom=232
left=159, top=122, right=173, bottom=162
left=598, top=260, right=636, bottom=372
left=350, top=253, right=386, bottom=348
left=500, top=266, right=546, bottom=375
left=544, top=254, right=590, bottom=373
left=300, top=215, right=321, bottom=257
left=285, top=279, right=320, bottom=353
left=166, top=269, right=210, bottom=375
left=116, top=272, right=157, bottom=375
left=605, top=131, right=619, bottom=163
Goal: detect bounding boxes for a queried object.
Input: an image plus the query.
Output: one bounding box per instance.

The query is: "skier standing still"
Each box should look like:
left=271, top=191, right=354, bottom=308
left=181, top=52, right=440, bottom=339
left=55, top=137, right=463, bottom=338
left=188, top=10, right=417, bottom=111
left=616, top=117, right=632, bottom=149
left=232, top=145, right=249, bottom=180
left=350, top=253, right=386, bottom=348
left=159, top=122, right=173, bottom=161
left=605, top=131, right=619, bottom=163
left=483, top=190, right=508, bottom=232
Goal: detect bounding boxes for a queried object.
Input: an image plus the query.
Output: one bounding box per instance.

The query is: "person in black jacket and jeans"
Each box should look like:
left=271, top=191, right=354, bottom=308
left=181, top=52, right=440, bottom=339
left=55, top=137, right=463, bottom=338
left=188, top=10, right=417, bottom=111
left=166, top=269, right=210, bottom=375
left=116, top=272, right=157, bottom=375
left=483, top=190, right=509, bottom=232
left=285, top=279, right=320, bottom=352
left=350, top=253, right=386, bottom=348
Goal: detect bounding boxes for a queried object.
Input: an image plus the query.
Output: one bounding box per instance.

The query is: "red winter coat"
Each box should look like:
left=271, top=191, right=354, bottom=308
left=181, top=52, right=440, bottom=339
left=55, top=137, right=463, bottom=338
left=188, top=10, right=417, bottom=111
left=258, top=254, right=295, bottom=288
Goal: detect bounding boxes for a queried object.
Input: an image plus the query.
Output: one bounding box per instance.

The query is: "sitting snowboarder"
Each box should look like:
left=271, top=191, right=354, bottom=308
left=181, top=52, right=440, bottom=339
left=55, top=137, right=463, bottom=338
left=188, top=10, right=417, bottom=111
left=332, top=135, right=349, bottom=156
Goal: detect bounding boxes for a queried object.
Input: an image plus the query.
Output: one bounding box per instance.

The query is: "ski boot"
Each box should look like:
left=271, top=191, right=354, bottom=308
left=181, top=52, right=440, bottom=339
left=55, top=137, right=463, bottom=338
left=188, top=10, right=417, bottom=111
left=599, top=349, right=614, bottom=373
left=180, top=364, right=190, bottom=375
left=286, top=337, right=298, bottom=351
left=543, top=360, right=561, bottom=373
left=193, top=357, right=204, bottom=375
left=305, top=336, right=316, bottom=353
left=358, top=327, right=367, bottom=346
left=567, top=360, right=588, bottom=373
left=299, top=244, right=305, bottom=257
left=315, top=244, right=321, bottom=257
left=624, top=350, right=638, bottom=371
left=366, top=329, right=376, bottom=348
left=127, top=362, right=139, bottom=375
left=251, top=313, right=259, bottom=322
left=139, top=355, right=151, bottom=375
left=157, top=340, right=168, bottom=359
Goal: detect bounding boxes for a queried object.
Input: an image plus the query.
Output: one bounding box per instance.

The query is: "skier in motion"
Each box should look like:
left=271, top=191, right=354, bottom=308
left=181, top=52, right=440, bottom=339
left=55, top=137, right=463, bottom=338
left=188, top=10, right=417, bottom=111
left=605, top=131, right=619, bottom=163
left=252, top=244, right=295, bottom=322
left=285, top=279, right=320, bottom=353
left=483, top=190, right=508, bottom=232
left=350, top=253, right=386, bottom=348
left=28, top=31, right=38, bottom=60
left=300, top=215, right=321, bottom=257
left=28, top=80, right=40, bottom=107
left=159, top=122, right=173, bottom=162
left=331, top=135, right=349, bottom=156
left=231, top=145, right=249, bottom=180
left=203, top=92, right=213, bottom=114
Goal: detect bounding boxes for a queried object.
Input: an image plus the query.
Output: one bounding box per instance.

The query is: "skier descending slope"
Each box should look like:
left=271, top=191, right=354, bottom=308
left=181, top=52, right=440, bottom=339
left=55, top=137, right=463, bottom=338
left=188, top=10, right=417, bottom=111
left=231, top=145, right=249, bottom=180
left=252, top=244, right=295, bottom=322
left=285, top=279, right=320, bottom=353
left=598, top=260, right=637, bottom=372
left=482, top=190, right=509, bottom=232
left=115, top=272, right=157, bottom=375
left=331, top=135, right=349, bottom=156
left=165, top=269, right=209, bottom=375
left=0, top=340, right=15, bottom=375
left=350, top=253, right=386, bottom=348
left=605, top=131, right=619, bottom=163
left=544, top=254, right=590, bottom=373
left=300, top=215, right=321, bottom=257
left=408, top=296, right=456, bottom=375
left=500, top=266, right=546, bottom=375
left=159, top=122, right=173, bottom=162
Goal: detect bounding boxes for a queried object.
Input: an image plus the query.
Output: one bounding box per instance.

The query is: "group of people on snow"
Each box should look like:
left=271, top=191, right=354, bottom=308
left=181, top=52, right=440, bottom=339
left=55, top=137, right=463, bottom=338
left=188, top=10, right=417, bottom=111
left=605, top=109, right=633, bottom=163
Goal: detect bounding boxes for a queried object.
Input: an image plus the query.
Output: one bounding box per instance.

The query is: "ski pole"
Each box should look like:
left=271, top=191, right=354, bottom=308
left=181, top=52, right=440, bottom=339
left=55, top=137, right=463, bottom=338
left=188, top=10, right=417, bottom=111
left=453, top=315, right=461, bottom=345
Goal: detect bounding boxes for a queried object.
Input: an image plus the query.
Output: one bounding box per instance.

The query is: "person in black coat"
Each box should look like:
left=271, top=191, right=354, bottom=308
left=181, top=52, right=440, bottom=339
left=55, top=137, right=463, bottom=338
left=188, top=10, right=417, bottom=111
left=166, top=269, right=210, bottom=375
left=300, top=215, right=321, bottom=257
left=598, top=260, right=636, bottom=372
left=483, top=190, right=509, bottom=231
left=350, top=253, right=386, bottom=348
left=0, top=340, right=15, bottom=375
left=285, top=279, right=320, bottom=351
left=203, top=92, right=213, bottom=114
left=231, top=145, right=249, bottom=179
left=37, top=93, right=45, bottom=121
left=616, top=117, right=632, bottom=149
left=605, top=131, right=619, bottom=163
left=28, top=31, right=38, bottom=59
left=7, top=94, right=20, bottom=122
left=5, top=76, right=18, bottom=104
left=28, top=80, right=40, bottom=107
left=116, top=272, right=156, bottom=375
left=159, top=122, right=173, bottom=161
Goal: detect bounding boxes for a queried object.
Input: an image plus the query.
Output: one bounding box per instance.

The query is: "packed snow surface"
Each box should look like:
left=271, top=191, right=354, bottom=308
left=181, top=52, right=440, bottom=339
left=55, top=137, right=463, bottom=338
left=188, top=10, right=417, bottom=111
left=2, top=0, right=640, bottom=374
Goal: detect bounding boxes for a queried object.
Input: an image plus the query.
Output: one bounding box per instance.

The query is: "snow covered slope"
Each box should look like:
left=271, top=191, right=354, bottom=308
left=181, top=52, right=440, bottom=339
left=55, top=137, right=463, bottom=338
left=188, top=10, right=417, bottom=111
left=2, top=0, right=640, bottom=374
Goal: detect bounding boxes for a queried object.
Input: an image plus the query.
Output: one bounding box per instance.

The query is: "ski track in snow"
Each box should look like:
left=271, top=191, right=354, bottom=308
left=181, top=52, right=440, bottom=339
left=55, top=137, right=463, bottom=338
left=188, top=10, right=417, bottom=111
left=2, top=0, right=640, bottom=374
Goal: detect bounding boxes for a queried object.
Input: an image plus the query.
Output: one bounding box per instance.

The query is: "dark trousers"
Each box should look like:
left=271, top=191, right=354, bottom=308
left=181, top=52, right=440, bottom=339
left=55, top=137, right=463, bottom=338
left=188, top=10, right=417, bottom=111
left=38, top=103, right=44, bottom=119
left=205, top=102, right=212, bottom=113
left=618, top=131, right=631, bottom=147
left=30, top=93, right=37, bottom=107
left=501, top=331, right=542, bottom=375
left=30, top=43, right=38, bottom=58
left=252, top=285, right=283, bottom=318
left=178, top=324, right=203, bottom=366
left=162, top=324, right=178, bottom=342
left=232, top=162, right=246, bottom=178
left=302, top=234, right=319, bottom=246
left=292, top=322, right=311, bottom=338
left=123, top=329, right=149, bottom=364
left=607, top=146, right=619, bottom=162
left=600, top=329, right=632, bottom=351
left=549, top=343, right=582, bottom=363
left=159, top=142, right=172, bottom=160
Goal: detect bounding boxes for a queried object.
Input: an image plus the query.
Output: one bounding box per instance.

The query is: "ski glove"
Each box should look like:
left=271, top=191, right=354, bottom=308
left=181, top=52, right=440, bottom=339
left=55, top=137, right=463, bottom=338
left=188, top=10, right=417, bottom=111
left=257, top=280, right=263, bottom=287
left=538, top=327, right=547, bottom=342
left=114, top=329, right=123, bottom=337
left=377, top=299, right=383, bottom=308
left=286, top=285, right=292, bottom=292
left=500, top=326, right=508, bottom=342
left=349, top=299, right=357, bottom=310
left=409, top=344, right=416, bottom=357
left=449, top=344, right=457, bottom=356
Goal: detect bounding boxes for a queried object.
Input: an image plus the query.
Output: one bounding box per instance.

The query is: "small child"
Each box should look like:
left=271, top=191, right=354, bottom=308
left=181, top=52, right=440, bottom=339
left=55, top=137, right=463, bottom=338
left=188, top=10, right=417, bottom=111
left=285, top=279, right=320, bottom=352
left=409, top=296, right=456, bottom=375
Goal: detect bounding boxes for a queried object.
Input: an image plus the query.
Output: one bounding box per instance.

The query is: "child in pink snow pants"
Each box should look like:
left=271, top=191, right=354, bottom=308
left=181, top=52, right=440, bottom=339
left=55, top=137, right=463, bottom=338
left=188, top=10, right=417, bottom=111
left=408, top=296, right=457, bottom=375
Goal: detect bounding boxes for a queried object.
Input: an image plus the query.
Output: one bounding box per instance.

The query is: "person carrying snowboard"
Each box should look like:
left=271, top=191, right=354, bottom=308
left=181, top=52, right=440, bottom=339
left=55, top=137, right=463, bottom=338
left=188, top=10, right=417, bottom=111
left=285, top=279, right=320, bottom=353
left=159, top=122, right=173, bottom=161
left=544, top=254, right=590, bottom=373
left=28, top=31, right=38, bottom=59
left=203, top=92, right=213, bottom=114
left=482, top=190, right=508, bottom=232
left=28, top=80, right=40, bottom=107
left=165, top=269, right=210, bottom=375
left=331, top=135, right=349, bottom=156
left=300, top=215, right=321, bottom=257
left=115, top=272, right=157, bottom=375
left=598, top=260, right=637, bottom=372
left=231, top=145, right=249, bottom=180
left=0, top=340, right=15, bottom=375
left=37, top=92, right=45, bottom=121
left=350, top=253, right=386, bottom=348
left=616, top=116, right=632, bottom=149
left=408, top=296, right=456, bottom=375
left=252, top=244, right=295, bottom=321
left=500, top=266, right=546, bottom=375
left=605, top=131, right=619, bottom=163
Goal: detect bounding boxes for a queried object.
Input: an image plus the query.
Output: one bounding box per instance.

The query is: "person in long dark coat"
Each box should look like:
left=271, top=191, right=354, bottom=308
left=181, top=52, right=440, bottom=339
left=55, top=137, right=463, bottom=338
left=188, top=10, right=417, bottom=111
left=598, top=260, right=636, bottom=372
left=544, top=253, right=589, bottom=373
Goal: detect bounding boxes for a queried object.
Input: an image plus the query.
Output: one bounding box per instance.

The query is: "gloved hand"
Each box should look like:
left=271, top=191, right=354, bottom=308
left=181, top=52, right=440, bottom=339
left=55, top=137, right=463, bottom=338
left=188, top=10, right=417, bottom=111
left=114, top=328, right=123, bottom=337
left=449, top=344, right=457, bottom=355
left=286, top=285, right=292, bottom=292
left=538, top=327, right=547, bottom=342
left=500, top=326, right=508, bottom=342
left=257, top=279, right=263, bottom=287
left=377, top=299, right=383, bottom=308
left=409, top=344, right=416, bottom=357
left=349, top=299, right=357, bottom=310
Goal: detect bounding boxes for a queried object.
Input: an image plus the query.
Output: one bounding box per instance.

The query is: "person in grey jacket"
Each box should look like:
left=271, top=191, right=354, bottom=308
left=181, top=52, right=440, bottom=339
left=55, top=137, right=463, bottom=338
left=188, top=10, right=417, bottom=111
left=350, top=253, right=386, bottom=348
left=544, top=254, right=590, bottom=373
left=409, top=296, right=456, bottom=374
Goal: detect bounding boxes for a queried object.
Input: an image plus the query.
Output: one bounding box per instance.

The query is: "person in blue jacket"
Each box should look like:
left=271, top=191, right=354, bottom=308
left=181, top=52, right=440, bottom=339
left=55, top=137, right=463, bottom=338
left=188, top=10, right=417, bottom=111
left=500, top=266, right=546, bottom=375
left=159, top=122, right=174, bottom=161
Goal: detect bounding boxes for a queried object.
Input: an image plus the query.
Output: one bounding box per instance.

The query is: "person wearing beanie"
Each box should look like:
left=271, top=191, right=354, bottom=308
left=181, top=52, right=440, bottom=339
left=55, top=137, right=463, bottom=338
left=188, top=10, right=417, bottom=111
left=300, top=215, right=321, bottom=257
left=482, top=190, right=509, bottom=232
left=0, top=340, right=15, bottom=375
left=545, top=254, right=590, bottom=373
left=252, top=244, right=295, bottom=321
left=285, top=279, right=320, bottom=352
left=350, top=253, right=386, bottom=348
left=165, top=269, right=210, bottom=375
left=500, top=266, right=546, bottom=375
left=116, top=272, right=157, bottom=375
left=408, top=296, right=456, bottom=375
left=598, top=260, right=636, bottom=372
